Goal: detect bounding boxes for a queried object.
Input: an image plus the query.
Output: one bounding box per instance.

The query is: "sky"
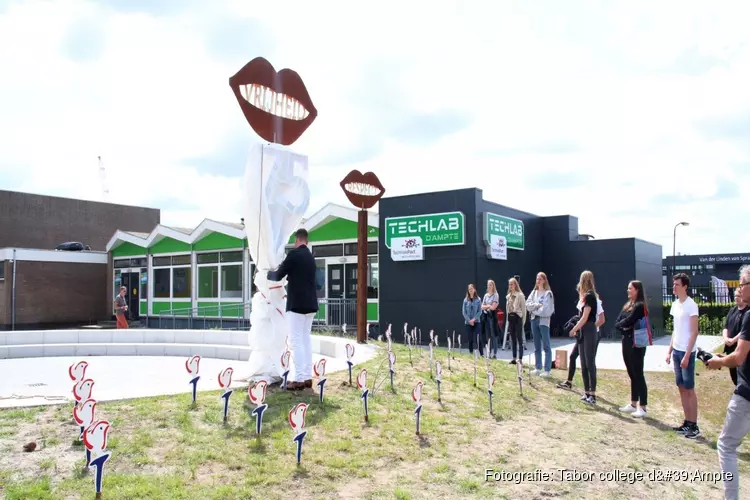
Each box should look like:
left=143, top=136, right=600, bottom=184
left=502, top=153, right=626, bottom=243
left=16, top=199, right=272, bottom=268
left=0, top=0, right=748, bottom=257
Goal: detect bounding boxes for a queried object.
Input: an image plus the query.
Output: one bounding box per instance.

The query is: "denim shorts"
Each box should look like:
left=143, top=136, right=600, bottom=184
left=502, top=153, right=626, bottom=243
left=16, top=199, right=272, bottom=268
left=672, top=349, right=696, bottom=389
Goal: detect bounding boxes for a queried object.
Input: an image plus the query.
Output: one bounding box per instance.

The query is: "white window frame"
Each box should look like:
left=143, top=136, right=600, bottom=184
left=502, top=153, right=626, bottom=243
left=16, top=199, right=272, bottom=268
left=150, top=252, right=192, bottom=304
left=112, top=256, right=149, bottom=312
left=195, top=249, right=245, bottom=302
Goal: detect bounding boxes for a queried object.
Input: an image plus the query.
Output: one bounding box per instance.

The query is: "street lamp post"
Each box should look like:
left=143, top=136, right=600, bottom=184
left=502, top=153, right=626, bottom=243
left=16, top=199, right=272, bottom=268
left=672, top=222, right=690, bottom=276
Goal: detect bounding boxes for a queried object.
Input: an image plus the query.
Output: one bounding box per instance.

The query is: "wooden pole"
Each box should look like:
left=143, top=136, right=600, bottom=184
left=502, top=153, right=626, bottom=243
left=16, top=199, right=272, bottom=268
left=357, top=209, right=368, bottom=343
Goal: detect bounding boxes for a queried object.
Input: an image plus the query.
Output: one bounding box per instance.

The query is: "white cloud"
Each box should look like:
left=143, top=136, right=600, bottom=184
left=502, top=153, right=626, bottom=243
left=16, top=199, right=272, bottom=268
left=0, top=0, right=749, bottom=258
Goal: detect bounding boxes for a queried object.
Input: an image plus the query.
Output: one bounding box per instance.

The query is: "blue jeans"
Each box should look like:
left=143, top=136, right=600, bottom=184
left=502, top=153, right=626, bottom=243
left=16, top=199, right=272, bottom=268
left=672, top=349, right=696, bottom=390
left=531, top=317, right=552, bottom=371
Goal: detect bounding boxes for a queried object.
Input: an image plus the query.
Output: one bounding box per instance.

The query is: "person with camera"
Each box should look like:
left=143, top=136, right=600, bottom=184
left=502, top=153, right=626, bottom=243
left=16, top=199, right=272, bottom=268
left=704, top=266, right=750, bottom=500
left=614, top=280, right=649, bottom=418
left=722, top=288, right=748, bottom=386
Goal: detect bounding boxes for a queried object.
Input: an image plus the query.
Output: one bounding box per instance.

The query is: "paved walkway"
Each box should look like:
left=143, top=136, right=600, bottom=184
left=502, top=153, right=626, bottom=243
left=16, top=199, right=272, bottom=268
left=439, top=335, right=724, bottom=373
left=0, top=351, right=356, bottom=409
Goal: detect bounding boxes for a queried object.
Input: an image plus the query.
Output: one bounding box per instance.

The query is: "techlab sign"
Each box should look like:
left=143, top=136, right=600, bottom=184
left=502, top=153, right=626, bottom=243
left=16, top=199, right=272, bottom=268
left=484, top=212, right=524, bottom=260
left=390, top=237, right=424, bottom=261
left=384, top=212, right=465, bottom=249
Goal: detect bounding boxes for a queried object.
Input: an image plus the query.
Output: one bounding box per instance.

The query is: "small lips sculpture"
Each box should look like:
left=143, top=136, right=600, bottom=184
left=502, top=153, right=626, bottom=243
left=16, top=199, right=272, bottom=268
left=83, top=420, right=111, bottom=498
left=345, top=344, right=355, bottom=386
left=385, top=329, right=392, bottom=353
left=69, top=361, right=88, bottom=408
left=289, top=402, right=308, bottom=465
left=339, top=170, right=386, bottom=209
left=186, top=355, right=201, bottom=404
left=73, top=398, right=97, bottom=466
left=73, top=379, right=95, bottom=407
left=488, top=372, right=496, bottom=414
left=435, top=361, right=443, bottom=403
left=249, top=381, right=268, bottom=435
left=218, top=367, right=234, bottom=423
left=280, top=350, right=291, bottom=390
left=412, top=381, right=423, bottom=435
left=457, top=334, right=462, bottom=353
left=229, top=56, right=317, bottom=146
left=429, top=334, right=434, bottom=379
left=314, top=359, right=327, bottom=403
left=357, top=369, right=369, bottom=422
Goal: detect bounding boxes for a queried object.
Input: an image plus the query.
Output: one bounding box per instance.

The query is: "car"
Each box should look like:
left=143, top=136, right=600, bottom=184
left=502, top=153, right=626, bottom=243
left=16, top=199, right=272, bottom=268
left=55, top=242, right=91, bottom=251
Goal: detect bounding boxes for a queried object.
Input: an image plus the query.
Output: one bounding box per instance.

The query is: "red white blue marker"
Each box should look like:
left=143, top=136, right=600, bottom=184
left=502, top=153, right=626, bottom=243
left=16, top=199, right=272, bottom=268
left=185, top=355, right=201, bottom=404
left=218, top=367, right=233, bottom=423
left=357, top=369, right=369, bottom=422
left=248, top=381, right=268, bottom=435
left=314, top=359, right=327, bottom=403
left=83, top=420, right=111, bottom=498
left=68, top=361, right=88, bottom=409
left=73, top=398, right=97, bottom=466
left=289, top=403, right=308, bottom=465
left=73, top=378, right=95, bottom=410
left=412, top=381, right=423, bottom=435
left=488, top=371, right=495, bottom=414
left=280, top=350, right=291, bottom=390
left=345, top=343, right=355, bottom=385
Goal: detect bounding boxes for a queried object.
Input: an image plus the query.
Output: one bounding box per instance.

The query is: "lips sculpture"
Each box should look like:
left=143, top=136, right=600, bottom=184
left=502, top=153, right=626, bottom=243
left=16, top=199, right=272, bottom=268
left=229, top=57, right=317, bottom=146
left=235, top=57, right=313, bottom=383
left=339, top=170, right=385, bottom=210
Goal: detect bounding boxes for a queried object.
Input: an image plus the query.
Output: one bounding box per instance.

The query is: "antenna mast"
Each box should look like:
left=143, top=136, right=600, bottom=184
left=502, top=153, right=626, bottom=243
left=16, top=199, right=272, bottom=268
left=98, top=155, right=109, bottom=200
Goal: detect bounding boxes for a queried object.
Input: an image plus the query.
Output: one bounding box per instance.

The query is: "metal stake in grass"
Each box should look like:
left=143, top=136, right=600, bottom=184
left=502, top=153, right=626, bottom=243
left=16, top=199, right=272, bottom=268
left=406, top=332, right=413, bottom=367
left=447, top=337, right=452, bottom=371
left=488, top=371, right=495, bottom=414
left=473, top=342, right=478, bottom=387
left=452, top=330, right=456, bottom=358
left=345, top=343, right=355, bottom=386
left=435, top=361, right=443, bottom=403
left=388, top=351, right=396, bottom=391
left=412, top=381, right=423, bottom=435
left=429, top=339, right=434, bottom=380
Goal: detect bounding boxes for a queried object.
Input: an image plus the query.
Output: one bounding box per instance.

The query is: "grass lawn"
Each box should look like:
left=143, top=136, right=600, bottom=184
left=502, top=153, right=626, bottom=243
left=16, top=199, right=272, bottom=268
left=0, top=338, right=749, bottom=499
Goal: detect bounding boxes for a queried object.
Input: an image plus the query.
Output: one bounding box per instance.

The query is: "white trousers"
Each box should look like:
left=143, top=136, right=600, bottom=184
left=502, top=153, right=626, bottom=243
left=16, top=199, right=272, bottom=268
left=287, top=311, right=314, bottom=382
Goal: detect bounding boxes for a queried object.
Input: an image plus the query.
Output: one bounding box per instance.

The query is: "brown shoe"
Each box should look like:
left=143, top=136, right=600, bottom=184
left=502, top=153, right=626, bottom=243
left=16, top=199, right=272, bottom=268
left=304, top=379, right=313, bottom=388
left=286, top=381, right=305, bottom=391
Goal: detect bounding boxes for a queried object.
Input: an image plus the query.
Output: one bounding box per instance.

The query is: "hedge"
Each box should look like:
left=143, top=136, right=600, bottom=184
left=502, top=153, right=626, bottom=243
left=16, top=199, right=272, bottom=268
left=661, top=302, right=733, bottom=336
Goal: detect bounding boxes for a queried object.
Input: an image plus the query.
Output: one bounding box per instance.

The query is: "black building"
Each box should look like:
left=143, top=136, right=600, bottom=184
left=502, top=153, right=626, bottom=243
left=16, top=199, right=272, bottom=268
left=378, top=188, right=663, bottom=341
left=662, top=253, right=750, bottom=286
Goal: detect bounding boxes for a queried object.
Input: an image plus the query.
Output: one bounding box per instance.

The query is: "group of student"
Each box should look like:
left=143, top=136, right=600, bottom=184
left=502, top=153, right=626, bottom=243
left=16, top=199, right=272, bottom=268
left=461, top=269, right=652, bottom=411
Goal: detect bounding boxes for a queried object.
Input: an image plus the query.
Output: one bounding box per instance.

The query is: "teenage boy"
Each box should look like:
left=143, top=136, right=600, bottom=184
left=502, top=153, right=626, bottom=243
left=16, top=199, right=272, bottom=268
left=667, top=272, right=700, bottom=438
left=706, top=265, right=750, bottom=500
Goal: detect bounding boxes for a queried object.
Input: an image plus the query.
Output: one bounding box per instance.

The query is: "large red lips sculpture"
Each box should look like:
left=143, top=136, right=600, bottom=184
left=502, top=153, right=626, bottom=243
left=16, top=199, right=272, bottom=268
left=229, top=57, right=317, bottom=146
left=340, top=170, right=386, bottom=210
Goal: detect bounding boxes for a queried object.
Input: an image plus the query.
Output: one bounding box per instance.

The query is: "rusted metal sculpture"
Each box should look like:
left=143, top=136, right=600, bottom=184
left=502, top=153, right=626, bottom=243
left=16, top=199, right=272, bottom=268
left=229, top=56, right=317, bottom=146
left=340, top=170, right=385, bottom=343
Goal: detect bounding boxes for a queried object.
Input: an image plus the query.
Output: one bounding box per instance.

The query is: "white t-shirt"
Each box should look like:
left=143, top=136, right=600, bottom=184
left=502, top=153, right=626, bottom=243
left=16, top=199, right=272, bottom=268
left=670, top=297, right=699, bottom=352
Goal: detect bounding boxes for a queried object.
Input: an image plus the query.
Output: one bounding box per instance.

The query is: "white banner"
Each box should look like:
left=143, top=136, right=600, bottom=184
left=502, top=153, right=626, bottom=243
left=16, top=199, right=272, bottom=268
left=489, top=234, right=507, bottom=260
left=391, top=236, right=424, bottom=261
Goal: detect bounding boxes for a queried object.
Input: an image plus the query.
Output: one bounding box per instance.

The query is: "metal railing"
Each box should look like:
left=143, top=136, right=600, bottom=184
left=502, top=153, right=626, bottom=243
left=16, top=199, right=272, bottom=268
left=152, top=298, right=360, bottom=331
left=662, top=284, right=737, bottom=305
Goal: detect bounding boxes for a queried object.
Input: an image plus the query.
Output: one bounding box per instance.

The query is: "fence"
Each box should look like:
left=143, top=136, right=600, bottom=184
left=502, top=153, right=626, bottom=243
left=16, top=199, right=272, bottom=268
left=151, top=298, right=360, bottom=331
left=662, top=285, right=735, bottom=335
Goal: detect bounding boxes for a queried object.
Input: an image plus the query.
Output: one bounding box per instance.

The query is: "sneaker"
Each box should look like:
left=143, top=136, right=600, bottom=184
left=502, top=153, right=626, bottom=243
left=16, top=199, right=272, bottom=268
left=510, top=359, right=517, bottom=365
left=672, top=421, right=689, bottom=433
left=541, top=371, right=552, bottom=377
left=530, top=369, right=541, bottom=376
left=619, top=404, right=637, bottom=413
left=582, top=395, right=596, bottom=405
left=685, top=425, right=701, bottom=439
left=556, top=380, right=572, bottom=389
left=580, top=394, right=590, bottom=401
left=632, top=408, right=647, bottom=418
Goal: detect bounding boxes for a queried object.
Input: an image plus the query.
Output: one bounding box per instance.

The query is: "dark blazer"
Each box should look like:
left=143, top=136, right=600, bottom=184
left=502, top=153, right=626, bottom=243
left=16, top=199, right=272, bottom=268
left=267, top=244, right=319, bottom=314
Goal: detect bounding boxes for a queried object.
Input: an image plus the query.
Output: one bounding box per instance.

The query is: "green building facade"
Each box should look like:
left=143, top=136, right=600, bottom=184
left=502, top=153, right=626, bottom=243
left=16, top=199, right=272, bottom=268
left=106, top=203, right=379, bottom=326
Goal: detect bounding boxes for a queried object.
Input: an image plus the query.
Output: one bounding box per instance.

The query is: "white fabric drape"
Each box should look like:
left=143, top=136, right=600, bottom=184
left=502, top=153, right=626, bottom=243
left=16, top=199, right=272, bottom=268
left=243, top=142, right=310, bottom=382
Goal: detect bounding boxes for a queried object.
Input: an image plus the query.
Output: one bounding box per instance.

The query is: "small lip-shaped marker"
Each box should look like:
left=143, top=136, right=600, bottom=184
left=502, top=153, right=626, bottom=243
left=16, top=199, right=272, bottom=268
left=412, top=381, right=423, bottom=403
left=69, top=361, right=88, bottom=382
left=185, top=355, right=201, bottom=376
left=289, top=403, right=308, bottom=434
left=249, top=380, right=268, bottom=406
left=313, top=359, right=327, bottom=378
left=346, top=344, right=355, bottom=361
left=357, top=369, right=367, bottom=390
left=281, top=351, right=291, bottom=369
left=218, top=367, right=233, bottom=389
